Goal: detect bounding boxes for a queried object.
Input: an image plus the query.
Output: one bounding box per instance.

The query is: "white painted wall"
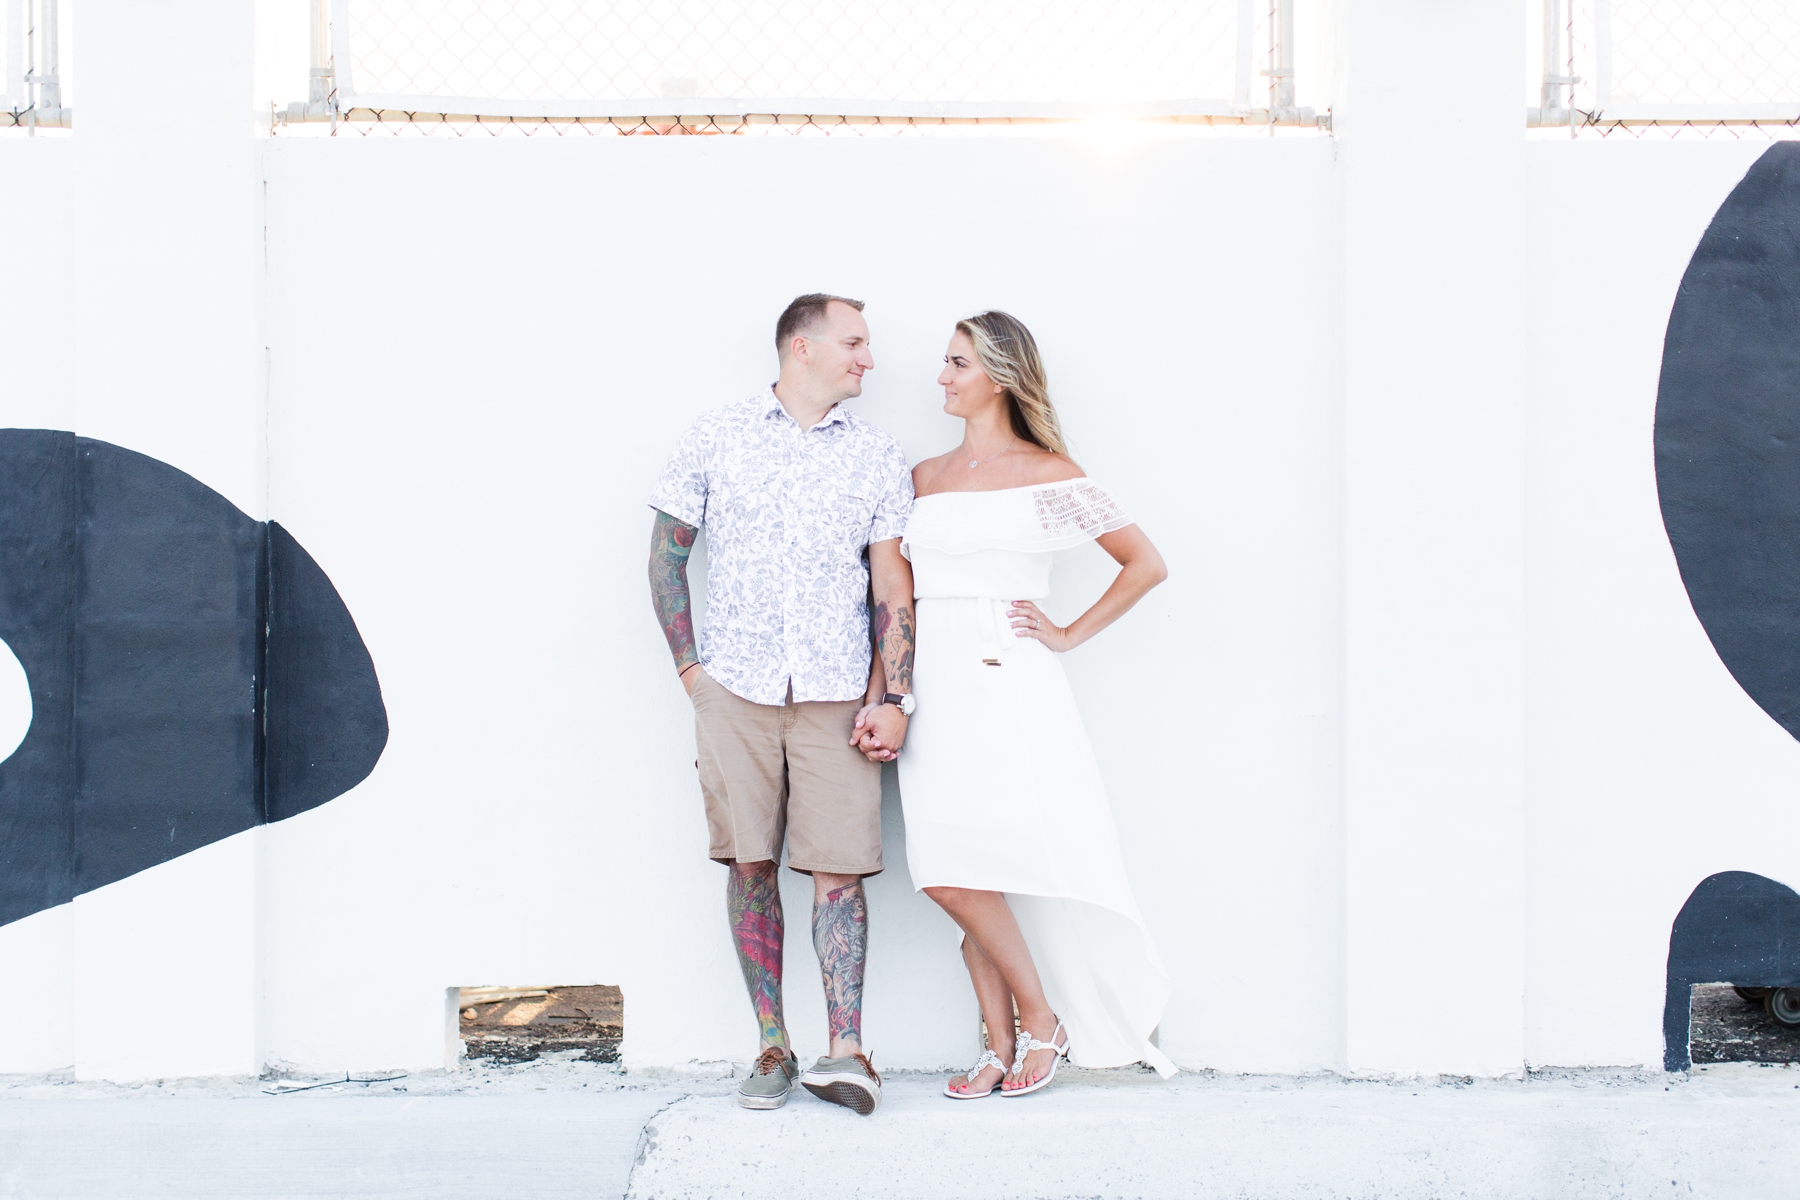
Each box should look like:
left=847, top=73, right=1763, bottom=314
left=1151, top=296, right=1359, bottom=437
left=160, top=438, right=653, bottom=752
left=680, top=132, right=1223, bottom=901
left=1, top=0, right=1797, bottom=1081
left=0, top=137, right=76, bottom=1077
left=66, top=0, right=264, bottom=1083
left=1520, top=140, right=1795, bottom=1070
left=255, top=135, right=1346, bottom=1075
left=1337, top=0, right=1528, bottom=1077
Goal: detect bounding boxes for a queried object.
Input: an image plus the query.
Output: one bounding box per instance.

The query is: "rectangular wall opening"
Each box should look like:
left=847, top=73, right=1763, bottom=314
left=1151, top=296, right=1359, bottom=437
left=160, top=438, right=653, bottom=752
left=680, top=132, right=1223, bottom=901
left=456, top=985, right=622, bottom=1065
left=1689, top=983, right=1800, bottom=1064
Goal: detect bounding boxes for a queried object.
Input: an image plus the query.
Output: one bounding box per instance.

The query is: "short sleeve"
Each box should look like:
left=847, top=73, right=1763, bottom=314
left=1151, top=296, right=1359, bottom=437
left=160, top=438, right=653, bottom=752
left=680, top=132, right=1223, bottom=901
left=868, top=440, right=914, bottom=544
left=647, top=419, right=709, bottom=528
left=1033, top=479, right=1132, bottom=541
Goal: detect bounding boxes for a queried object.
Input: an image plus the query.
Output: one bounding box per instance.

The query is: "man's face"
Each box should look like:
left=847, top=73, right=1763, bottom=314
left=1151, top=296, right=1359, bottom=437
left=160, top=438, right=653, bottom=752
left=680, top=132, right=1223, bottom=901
left=797, top=302, right=875, bottom=400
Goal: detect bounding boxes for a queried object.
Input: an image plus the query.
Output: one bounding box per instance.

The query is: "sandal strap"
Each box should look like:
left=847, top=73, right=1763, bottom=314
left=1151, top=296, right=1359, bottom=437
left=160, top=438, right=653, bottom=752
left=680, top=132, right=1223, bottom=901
left=964, top=1049, right=1007, bottom=1081
left=1010, top=1022, right=1069, bottom=1072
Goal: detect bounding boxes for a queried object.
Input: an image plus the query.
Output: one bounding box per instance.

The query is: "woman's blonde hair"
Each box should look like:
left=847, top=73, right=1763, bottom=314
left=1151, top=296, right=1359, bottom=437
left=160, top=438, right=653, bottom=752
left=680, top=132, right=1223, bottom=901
left=956, top=311, right=1067, bottom=457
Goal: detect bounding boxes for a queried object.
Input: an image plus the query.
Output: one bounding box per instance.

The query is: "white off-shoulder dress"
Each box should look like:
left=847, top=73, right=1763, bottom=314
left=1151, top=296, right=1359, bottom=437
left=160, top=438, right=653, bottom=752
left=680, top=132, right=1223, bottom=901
left=897, top=479, right=1176, bottom=1078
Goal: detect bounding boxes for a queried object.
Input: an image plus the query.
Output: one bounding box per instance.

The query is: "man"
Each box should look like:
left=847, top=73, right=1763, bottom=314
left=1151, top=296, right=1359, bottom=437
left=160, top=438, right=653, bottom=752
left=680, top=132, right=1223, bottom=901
left=647, top=294, right=916, bottom=1114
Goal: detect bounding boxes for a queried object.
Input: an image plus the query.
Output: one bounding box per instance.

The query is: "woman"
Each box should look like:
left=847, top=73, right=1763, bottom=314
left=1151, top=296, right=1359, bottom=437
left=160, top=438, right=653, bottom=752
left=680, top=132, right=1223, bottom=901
left=880, top=310, right=1175, bottom=1096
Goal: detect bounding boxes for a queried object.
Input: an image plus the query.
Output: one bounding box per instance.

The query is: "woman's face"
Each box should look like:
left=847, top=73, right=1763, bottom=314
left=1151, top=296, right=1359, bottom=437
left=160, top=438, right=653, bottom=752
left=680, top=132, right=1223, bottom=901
left=938, top=331, right=1005, bottom=420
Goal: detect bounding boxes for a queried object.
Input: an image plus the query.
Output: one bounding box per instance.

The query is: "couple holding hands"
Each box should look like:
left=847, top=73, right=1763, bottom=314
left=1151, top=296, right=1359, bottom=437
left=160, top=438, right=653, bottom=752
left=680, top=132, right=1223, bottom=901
left=647, top=294, right=1174, bottom=1114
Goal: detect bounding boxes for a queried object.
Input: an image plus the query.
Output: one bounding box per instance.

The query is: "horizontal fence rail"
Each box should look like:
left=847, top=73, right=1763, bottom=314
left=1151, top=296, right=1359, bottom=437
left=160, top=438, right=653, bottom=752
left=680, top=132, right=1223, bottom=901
left=316, top=0, right=1321, bottom=126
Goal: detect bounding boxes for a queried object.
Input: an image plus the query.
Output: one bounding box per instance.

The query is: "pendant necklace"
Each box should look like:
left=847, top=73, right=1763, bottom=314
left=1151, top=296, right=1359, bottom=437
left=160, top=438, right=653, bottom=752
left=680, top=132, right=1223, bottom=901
left=966, top=441, right=1016, bottom=469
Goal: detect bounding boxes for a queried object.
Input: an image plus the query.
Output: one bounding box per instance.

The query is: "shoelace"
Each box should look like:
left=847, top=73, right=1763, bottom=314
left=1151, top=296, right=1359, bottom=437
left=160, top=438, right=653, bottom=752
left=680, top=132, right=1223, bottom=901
left=851, top=1051, right=882, bottom=1086
left=754, top=1047, right=790, bottom=1076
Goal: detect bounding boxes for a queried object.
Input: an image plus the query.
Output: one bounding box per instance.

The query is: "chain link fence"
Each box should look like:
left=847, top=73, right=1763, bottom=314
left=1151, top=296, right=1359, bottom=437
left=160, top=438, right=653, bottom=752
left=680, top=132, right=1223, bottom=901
left=1, top=0, right=70, bottom=130
left=1, top=0, right=22, bottom=114
left=287, top=0, right=1318, bottom=136
left=1536, top=0, right=1800, bottom=137
left=2, top=0, right=29, bottom=120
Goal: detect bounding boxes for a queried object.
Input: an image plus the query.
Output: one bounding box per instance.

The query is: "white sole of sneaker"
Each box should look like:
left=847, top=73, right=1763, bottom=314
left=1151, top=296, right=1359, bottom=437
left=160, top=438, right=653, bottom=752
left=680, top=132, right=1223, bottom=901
left=736, top=1089, right=791, bottom=1110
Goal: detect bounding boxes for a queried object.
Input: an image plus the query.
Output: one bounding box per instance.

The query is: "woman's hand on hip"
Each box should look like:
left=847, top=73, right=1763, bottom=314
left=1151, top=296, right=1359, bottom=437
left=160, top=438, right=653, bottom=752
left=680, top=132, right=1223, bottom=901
left=1008, top=600, right=1075, bottom=653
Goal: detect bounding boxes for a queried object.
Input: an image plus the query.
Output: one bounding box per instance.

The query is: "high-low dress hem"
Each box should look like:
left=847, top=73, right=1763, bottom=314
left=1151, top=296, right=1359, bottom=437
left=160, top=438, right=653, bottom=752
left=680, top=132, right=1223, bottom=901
left=898, top=480, right=1176, bottom=1080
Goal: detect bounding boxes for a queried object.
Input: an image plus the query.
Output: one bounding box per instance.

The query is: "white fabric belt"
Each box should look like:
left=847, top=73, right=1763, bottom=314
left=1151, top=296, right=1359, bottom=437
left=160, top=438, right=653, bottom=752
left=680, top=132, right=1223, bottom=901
left=973, top=596, right=1016, bottom=666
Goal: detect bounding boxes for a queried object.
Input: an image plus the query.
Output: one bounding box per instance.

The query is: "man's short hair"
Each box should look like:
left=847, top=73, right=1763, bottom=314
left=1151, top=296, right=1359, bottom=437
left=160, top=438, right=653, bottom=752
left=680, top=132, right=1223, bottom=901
left=775, top=293, right=864, bottom=358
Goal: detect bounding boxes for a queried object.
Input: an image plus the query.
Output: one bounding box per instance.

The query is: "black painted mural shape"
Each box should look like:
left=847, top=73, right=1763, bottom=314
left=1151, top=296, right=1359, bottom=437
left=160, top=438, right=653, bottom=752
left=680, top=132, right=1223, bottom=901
left=1656, top=142, right=1800, bottom=740
left=1653, top=144, right=1800, bottom=1068
left=0, top=429, right=387, bottom=928
left=1664, top=872, right=1800, bottom=1070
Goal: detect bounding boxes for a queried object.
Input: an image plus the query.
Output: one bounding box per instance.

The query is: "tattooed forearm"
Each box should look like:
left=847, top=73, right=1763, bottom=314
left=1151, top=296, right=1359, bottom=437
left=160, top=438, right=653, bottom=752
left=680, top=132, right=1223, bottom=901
left=728, top=861, right=789, bottom=1050
left=648, top=511, right=699, bottom=674
left=812, top=881, right=868, bottom=1049
left=871, top=599, right=915, bottom=694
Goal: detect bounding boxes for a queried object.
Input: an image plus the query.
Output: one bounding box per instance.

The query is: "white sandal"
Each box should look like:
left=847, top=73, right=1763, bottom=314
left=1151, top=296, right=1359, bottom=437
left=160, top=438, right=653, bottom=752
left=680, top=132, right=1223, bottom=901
left=1001, top=1020, right=1068, bottom=1098
left=943, top=1048, right=1009, bottom=1099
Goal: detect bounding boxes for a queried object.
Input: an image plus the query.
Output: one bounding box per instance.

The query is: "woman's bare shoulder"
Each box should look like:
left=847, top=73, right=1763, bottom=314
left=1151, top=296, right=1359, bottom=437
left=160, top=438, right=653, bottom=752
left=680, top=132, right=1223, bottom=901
left=1020, top=450, right=1087, bottom=486
left=912, top=451, right=958, bottom=498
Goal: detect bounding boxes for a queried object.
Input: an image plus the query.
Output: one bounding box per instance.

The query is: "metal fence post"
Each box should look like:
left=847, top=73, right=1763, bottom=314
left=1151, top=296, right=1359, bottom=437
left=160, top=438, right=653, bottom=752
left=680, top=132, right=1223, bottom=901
left=1273, top=0, right=1295, bottom=117
left=1539, top=0, right=1564, bottom=117
left=35, top=0, right=56, bottom=111
left=283, top=0, right=336, bottom=125
left=26, top=0, right=64, bottom=126
left=1530, top=0, right=1583, bottom=130
left=309, top=0, right=331, bottom=109
left=1259, top=0, right=1297, bottom=124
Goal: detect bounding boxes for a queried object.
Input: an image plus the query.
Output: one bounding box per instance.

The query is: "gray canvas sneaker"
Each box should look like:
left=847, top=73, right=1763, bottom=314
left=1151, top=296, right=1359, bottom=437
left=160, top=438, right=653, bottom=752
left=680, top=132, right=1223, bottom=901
left=737, top=1046, right=800, bottom=1110
left=800, top=1051, right=882, bottom=1114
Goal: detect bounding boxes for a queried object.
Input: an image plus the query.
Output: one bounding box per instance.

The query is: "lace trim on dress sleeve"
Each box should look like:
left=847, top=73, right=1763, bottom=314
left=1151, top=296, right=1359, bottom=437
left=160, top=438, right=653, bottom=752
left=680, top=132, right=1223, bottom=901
left=1033, top=480, right=1132, bottom=539
left=899, top=480, right=1135, bottom=559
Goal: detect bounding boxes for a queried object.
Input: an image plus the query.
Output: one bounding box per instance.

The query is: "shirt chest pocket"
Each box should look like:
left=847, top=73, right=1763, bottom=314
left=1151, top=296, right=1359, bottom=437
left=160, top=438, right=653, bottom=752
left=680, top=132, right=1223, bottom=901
left=780, top=475, right=876, bottom=559
left=832, top=491, right=879, bottom=560
left=712, top=464, right=784, bottom=521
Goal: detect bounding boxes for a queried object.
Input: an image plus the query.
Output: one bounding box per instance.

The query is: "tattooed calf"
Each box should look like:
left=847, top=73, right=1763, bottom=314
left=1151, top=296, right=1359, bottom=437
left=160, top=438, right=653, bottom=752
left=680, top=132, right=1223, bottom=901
left=812, top=881, right=869, bottom=1048
left=728, top=861, right=789, bottom=1050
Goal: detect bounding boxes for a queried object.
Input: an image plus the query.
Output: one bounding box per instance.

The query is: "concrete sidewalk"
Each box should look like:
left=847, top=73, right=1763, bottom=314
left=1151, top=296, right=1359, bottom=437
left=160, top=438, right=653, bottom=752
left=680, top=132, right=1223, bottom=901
left=3, top=1058, right=1797, bottom=1199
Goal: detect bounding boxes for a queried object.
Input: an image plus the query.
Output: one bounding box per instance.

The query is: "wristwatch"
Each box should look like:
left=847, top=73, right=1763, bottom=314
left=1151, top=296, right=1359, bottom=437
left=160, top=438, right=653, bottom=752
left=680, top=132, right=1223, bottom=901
left=881, top=692, right=916, bottom=717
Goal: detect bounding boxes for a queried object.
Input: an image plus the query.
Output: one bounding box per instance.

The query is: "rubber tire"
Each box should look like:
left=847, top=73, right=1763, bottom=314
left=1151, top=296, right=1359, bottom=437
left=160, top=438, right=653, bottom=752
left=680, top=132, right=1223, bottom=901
left=1766, top=987, right=1800, bottom=1027
left=1735, top=986, right=1774, bottom=1003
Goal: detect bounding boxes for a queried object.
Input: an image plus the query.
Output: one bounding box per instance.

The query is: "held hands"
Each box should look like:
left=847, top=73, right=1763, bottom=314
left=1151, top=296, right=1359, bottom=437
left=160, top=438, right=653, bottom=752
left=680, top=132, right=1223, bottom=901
left=1008, top=600, right=1075, bottom=652
left=850, top=701, right=908, bottom=763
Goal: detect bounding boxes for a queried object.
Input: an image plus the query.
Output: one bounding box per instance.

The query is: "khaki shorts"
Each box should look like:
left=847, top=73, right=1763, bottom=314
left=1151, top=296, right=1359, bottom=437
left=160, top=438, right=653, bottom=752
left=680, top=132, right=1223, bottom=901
left=691, top=670, right=883, bottom=875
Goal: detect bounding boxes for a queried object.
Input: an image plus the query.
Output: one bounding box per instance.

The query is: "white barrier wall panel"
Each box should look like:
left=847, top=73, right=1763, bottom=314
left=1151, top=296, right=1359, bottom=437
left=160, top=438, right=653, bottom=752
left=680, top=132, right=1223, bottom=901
left=72, top=832, right=260, bottom=1081
left=67, top=0, right=263, bottom=1080
left=0, top=142, right=76, bottom=433
left=1520, top=140, right=1800, bottom=1069
left=1338, top=0, right=1529, bottom=1076
left=0, top=905, right=73, bottom=1073
left=0, top=140, right=77, bottom=1075
left=259, top=135, right=1346, bottom=1073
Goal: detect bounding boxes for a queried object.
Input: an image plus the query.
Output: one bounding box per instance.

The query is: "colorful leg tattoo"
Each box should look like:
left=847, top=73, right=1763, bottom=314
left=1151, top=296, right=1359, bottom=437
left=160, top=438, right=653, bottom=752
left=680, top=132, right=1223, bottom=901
left=727, top=862, right=788, bottom=1049
left=813, top=882, right=869, bottom=1048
